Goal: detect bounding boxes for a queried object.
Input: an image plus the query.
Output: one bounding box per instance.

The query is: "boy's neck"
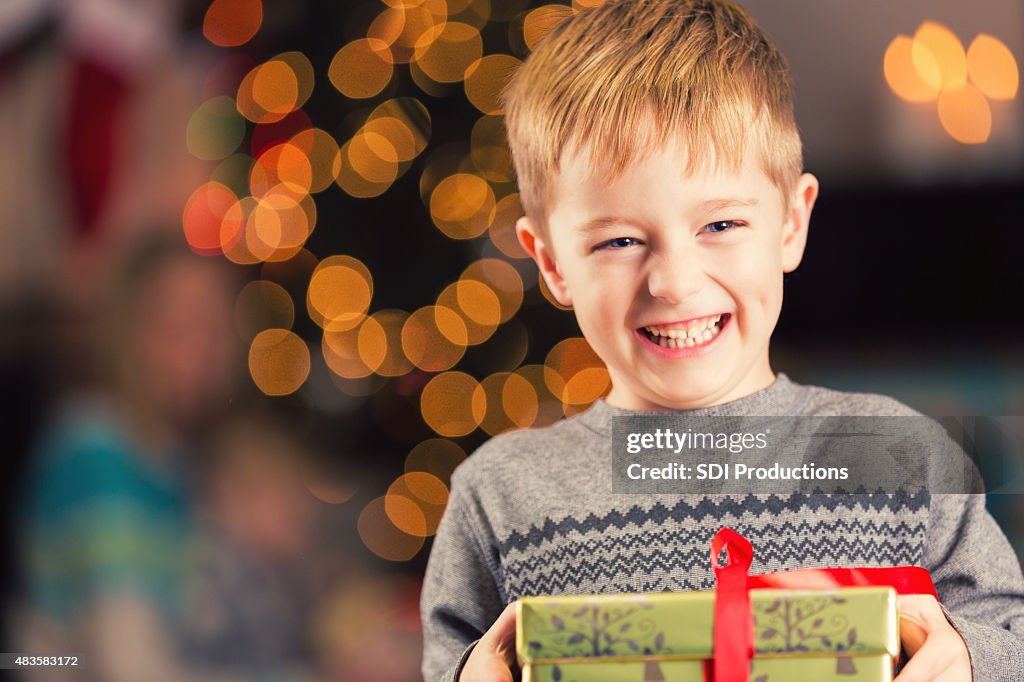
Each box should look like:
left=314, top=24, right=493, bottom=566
left=604, top=365, right=778, bottom=412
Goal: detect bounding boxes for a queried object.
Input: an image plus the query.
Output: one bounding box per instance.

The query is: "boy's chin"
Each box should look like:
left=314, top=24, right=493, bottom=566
left=610, top=383, right=731, bottom=411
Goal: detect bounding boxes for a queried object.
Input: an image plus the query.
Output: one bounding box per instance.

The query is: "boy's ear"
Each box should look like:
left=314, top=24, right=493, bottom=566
left=781, top=172, right=819, bottom=273
left=516, top=216, right=573, bottom=307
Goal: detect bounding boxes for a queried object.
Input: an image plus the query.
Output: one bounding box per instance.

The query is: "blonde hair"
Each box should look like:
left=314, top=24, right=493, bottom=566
left=502, top=0, right=803, bottom=222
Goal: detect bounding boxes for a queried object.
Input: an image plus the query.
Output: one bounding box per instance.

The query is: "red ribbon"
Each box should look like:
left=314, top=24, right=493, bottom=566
left=709, top=527, right=938, bottom=682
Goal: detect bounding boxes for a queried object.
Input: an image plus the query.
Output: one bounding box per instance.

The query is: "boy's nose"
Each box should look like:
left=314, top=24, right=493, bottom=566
left=646, top=249, right=704, bottom=303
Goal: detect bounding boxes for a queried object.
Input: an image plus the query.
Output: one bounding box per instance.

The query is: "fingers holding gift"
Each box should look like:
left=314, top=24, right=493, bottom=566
left=894, top=595, right=972, bottom=682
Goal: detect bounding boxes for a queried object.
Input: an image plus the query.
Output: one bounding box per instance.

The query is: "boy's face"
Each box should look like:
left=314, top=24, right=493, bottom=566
left=517, top=135, right=818, bottom=411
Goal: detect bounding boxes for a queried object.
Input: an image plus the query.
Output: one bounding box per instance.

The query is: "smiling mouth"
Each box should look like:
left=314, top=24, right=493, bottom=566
left=638, top=314, right=729, bottom=349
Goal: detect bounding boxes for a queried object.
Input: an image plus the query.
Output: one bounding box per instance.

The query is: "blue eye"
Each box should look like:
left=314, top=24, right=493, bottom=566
left=596, top=237, right=641, bottom=250
left=705, top=221, right=741, bottom=233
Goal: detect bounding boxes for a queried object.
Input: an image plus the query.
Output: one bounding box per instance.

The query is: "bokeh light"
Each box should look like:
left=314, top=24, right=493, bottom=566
left=912, top=21, right=967, bottom=91
left=249, top=329, right=311, bottom=396
left=386, top=472, right=449, bottom=536
left=408, top=57, right=453, bottom=97
left=329, top=38, right=394, bottom=99
left=488, top=193, right=529, bottom=259
left=250, top=62, right=299, bottom=121
left=244, top=188, right=314, bottom=262
left=219, top=196, right=259, bottom=265
left=333, top=99, right=431, bottom=198
left=346, top=314, right=388, bottom=376
left=448, top=0, right=492, bottom=29
left=290, top=128, right=342, bottom=193
left=937, top=83, right=992, bottom=144
left=544, top=337, right=609, bottom=408
left=302, top=464, right=357, bottom=504
left=256, top=65, right=298, bottom=118
left=307, top=256, right=374, bottom=331
left=967, top=34, right=1020, bottom=100
left=346, top=130, right=400, bottom=184
left=404, top=438, right=467, bottom=486
left=251, top=142, right=314, bottom=197
left=502, top=371, right=540, bottom=429
left=414, top=22, right=483, bottom=83
left=366, top=310, right=415, bottom=377
left=402, top=306, right=467, bottom=372
left=323, top=319, right=374, bottom=379
left=274, top=52, right=316, bottom=107
left=418, top=142, right=471, bottom=209
left=334, top=140, right=396, bottom=198
left=464, top=54, right=522, bottom=115
left=357, top=497, right=425, bottom=561
left=366, top=98, right=432, bottom=161
left=461, top=259, right=523, bottom=322
left=187, top=96, right=245, bottom=161
left=884, top=35, right=941, bottom=103
left=430, top=173, right=496, bottom=239
left=523, top=5, right=572, bottom=51
left=436, top=280, right=501, bottom=345
left=470, top=114, right=514, bottom=183
left=234, top=280, right=295, bottom=342
left=478, top=371, right=539, bottom=435
left=203, top=0, right=263, bottom=47
left=514, top=364, right=567, bottom=428
left=237, top=54, right=313, bottom=125
left=182, top=181, right=240, bottom=256
left=383, top=491, right=427, bottom=536
left=212, top=153, right=254, bottom=197
left=562, top=366, right=612, bottom=406
left=420, top=371, right=486, bottom=437
left=369, top=0, right=449, bottom=65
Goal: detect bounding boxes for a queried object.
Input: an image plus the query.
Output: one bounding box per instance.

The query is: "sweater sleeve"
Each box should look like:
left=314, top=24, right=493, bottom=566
left=421, top=471, right=507, bottom=682
left=924, top=492, right=1024, bottom=681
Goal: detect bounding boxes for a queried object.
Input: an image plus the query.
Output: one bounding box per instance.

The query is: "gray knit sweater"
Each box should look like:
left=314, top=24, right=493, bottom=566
left=421, top=374, right=1024, bottom=681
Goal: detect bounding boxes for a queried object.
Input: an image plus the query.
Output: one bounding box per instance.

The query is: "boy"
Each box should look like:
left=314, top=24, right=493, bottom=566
left=421, top=1, right=1024, bottom=680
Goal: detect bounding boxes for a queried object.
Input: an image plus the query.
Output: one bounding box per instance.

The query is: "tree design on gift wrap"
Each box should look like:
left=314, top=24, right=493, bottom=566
left=526, top=600, right=672, bottom=681
left=753, top=594, right=864, bottom=677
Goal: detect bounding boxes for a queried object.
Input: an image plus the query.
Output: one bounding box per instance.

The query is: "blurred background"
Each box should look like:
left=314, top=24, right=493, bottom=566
left=0, top=0, right=1021, bottom=680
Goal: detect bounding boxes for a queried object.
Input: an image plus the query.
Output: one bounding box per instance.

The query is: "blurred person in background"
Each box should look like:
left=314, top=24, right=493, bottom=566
left=313, top=571, right=423, bottom=682
left=1, top=2, right=225, bottom=645
left=14, top=235, right=242, bottom=682
left=184, top=412, right=319, bottom=681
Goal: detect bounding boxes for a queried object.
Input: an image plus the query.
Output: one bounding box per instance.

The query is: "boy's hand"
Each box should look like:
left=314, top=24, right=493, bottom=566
left=894, top=595, right=972, bottom=682
left=459, top=603, right=518, bottom=682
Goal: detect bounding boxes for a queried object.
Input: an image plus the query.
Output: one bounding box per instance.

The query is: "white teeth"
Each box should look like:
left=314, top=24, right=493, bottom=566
left=644, top=314, right=726, bottom=348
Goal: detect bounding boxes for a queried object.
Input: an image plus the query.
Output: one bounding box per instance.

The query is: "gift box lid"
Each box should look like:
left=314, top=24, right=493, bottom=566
left=517, top=586, right=899, bottom=666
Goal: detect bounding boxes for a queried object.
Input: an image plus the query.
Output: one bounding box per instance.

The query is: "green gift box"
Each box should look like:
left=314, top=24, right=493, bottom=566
left=517, top=586, right=900, bottom=682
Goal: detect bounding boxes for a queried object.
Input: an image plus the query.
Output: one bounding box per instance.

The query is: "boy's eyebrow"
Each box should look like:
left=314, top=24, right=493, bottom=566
left=575, top=216, right=629, bottom=234
left=574, top=198, right=761, bottom=233
left=700, top=197, right=760, bottom=212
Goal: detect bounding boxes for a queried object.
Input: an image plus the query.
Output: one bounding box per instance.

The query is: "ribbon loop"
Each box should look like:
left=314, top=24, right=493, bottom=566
left=711, top=528, right=755, bottom=682
left=710, top=527, right=753, bottom=573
